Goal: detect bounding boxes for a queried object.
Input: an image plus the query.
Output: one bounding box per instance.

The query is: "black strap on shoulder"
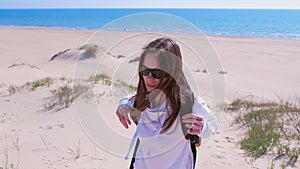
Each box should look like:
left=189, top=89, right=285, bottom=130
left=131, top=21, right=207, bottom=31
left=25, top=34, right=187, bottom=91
left=190, top=140, right=197, bottom=168
left=129, top=110, right=139, bottom=169
left=180, top=90, right=199, bottom=169
left=129, top=138, right=140, bottom=169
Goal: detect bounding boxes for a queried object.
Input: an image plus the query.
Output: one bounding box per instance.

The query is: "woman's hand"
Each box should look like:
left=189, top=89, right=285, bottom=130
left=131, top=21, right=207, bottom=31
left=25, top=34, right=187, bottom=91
left=116, top=104, right=132, bottom=129
left=182, top=114, right=204, bottom=135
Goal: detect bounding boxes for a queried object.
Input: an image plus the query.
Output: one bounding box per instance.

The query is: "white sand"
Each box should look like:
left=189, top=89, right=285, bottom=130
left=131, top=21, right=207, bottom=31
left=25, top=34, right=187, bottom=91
left=0, top=27, right=299, bottom=169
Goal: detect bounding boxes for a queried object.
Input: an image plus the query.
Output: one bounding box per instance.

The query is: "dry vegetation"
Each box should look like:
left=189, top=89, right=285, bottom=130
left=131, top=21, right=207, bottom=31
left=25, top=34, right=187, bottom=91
left=226, top=99, right=300, bottom=168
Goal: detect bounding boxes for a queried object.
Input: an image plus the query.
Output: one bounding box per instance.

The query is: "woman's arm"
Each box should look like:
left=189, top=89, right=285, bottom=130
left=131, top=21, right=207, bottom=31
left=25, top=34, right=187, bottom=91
left=118, top=92, right=136, bottom=107
left=115, top=92, right=136, bottom=129
left=193, top=96, right=218, bottom=138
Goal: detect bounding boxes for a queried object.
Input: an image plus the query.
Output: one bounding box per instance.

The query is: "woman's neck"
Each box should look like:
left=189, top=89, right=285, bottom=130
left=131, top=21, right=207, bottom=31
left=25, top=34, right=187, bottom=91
left=148, top=89, right=166, bottom=109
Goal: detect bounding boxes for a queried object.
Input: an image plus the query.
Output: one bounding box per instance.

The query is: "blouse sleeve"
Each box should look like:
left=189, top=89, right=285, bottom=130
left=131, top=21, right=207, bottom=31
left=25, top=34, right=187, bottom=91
left=192, top=95, right=219, bottom=138
left=118, top=92, right=136, bottom=107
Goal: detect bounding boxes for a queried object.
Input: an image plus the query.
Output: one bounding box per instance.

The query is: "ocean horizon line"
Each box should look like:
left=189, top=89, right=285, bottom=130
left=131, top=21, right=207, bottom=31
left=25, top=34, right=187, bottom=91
left=1, top=8, right=300, bottom=39
left=2, top=25, right=300, bottom=40
left=1, top=7, right=300, bottom=10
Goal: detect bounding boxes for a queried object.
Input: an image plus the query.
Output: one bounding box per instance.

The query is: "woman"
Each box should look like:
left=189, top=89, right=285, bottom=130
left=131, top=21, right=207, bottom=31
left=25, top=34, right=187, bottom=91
left=116, top=37, right=218, bottom=169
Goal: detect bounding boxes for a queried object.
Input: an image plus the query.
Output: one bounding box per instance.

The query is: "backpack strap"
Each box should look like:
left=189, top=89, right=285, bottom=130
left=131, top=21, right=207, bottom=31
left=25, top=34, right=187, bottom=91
left=179, top=90, right=201, bottom=169
left=129, top=138, right=140, bottom=169
left=190, top=141, right=197, bottom=168
left=180, top=90, right=201, bottom=146
left=129, top=106, right=139, bottom=169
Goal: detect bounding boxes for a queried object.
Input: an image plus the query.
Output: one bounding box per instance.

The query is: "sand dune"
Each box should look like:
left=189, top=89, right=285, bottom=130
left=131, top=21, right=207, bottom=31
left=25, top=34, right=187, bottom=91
left=49, top=44, right=100, bottom=61
left=0, top=27, right=299, bottom=169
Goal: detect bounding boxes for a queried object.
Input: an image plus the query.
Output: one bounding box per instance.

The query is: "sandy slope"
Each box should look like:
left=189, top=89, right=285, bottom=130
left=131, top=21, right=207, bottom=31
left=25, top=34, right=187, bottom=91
left=0, top=27, right=299, bottom=169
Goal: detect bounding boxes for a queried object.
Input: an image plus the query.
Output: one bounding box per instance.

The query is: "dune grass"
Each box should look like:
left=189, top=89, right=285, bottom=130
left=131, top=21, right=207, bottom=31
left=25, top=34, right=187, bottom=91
left=87, top=74, right=137, bottom=93
left=227, top=99, right=300, bottom=167
left=66, top=140, right=87, bottom=162
left=114, top=80, right=137, bottom=93
left=25, top=77, right=53, bottom=91
left=0, top=133, right=20, bottom=169
left=6, top=74, right=136, bottom=112
left=7, top=77, right=53, bottom=95
left=87, top=74, right=110, bottom=85
left=44, top=85, right=74, bottom=110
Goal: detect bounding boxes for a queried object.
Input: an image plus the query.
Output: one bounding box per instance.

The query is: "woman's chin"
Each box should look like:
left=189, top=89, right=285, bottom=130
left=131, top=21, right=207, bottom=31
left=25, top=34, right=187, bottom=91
left=146, top=87, right=154, bottom=92
left=146, top=85, right=156, bottom=92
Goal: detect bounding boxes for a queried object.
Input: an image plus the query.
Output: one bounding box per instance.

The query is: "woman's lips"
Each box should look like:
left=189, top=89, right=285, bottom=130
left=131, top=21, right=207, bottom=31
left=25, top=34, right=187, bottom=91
left=146, top=83, right=157, bottom=88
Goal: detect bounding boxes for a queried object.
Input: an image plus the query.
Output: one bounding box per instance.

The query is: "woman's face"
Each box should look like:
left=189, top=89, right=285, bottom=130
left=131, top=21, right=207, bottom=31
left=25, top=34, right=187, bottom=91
left=142, top=53, right=161, bottom=92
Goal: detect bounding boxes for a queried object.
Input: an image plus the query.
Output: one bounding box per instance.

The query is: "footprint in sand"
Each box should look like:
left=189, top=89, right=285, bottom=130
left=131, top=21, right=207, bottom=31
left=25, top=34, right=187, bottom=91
left=225, top=136, right=234, bottom=143
left=54, top=124, right=65, bottom=128
left=216, top=144, right=224, bottom=148
left=39, top=124, right=65, bottom=130
left=0, top=112, right=15, bottom=124
left=41, top=157, right=53, bottom=168
left=39, top=125, right=53, bottom=130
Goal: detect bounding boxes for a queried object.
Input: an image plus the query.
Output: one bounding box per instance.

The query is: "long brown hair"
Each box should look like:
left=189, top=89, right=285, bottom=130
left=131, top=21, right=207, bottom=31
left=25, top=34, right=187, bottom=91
left=132, top=38, right=193, bottom=133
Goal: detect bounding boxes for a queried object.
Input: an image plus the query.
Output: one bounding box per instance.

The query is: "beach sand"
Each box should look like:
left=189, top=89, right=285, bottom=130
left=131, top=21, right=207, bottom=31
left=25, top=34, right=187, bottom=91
left=0, top=27, right=299, bottom=169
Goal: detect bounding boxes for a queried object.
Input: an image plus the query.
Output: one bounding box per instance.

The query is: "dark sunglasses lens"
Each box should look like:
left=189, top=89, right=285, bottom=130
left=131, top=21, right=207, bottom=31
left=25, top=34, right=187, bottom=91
left=141, top=69, right=150, bottom=76
left=141, top=68, right=166, bottom=79
left=151, top=70, right=164, bottom=79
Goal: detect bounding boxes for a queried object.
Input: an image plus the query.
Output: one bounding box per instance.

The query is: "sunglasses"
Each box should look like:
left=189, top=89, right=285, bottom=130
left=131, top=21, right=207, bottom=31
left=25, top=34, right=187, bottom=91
left=140, top=66, right=167, bottom=79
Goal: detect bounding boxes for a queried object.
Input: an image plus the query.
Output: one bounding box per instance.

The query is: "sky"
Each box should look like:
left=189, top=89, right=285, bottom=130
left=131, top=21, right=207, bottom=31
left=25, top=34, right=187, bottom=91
left=1, top=0, right=300, bottom=9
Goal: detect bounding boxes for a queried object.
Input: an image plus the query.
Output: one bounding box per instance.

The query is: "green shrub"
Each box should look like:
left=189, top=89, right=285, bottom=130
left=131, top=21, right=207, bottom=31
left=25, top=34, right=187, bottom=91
left=227, top=99, right=300, bottom=167
left=87, top=74, right=110, bottom=84
left=57, top=86, right=73, bottom=107
left=26, top=77, right=53, bottom=91
left=241, top=123, right=280, bottom=158
left=44, top=85, right=73, bottom=110
left=73, top=84, right=91, bottom=99
left=114, top=80, right=137, bottom=93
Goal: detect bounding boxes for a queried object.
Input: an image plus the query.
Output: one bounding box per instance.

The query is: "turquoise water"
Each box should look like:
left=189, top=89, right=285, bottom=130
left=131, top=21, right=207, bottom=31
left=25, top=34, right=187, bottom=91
left=1, top=9, right=300, bottom=39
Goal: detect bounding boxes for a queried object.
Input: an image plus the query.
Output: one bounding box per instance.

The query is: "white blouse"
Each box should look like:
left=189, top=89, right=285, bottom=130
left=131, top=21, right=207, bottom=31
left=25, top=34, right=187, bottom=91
left=119, top=93, right=218, bottom=169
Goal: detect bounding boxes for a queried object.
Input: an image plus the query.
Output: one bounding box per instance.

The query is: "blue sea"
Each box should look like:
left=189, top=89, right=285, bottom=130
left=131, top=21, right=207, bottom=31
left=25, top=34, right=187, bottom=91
left=1, top=8, right=300, bottom=39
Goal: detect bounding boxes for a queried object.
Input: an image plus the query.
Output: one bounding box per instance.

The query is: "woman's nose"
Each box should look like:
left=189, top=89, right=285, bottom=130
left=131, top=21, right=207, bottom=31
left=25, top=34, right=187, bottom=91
left=146, top=72, right=155, bottom=79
